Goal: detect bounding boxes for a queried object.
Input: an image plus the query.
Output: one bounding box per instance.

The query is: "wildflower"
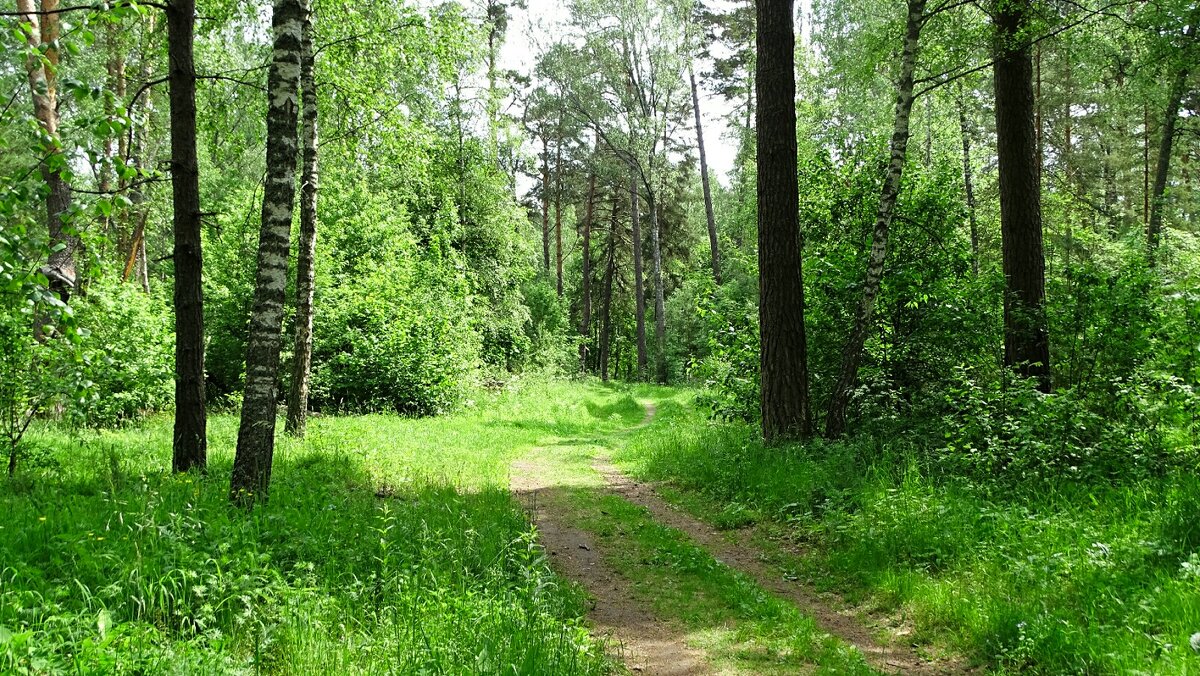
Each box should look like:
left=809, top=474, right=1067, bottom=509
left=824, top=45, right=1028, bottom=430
left=1191, top=632, right=1200, bottom=653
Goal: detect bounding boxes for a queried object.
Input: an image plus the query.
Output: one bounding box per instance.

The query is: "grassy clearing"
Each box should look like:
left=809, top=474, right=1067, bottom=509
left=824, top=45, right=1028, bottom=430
left=0, top=379, right=640, bottom=674
left=615, top=391, right=1200, bottom=674
left=518, top=400, right=875, bottom=675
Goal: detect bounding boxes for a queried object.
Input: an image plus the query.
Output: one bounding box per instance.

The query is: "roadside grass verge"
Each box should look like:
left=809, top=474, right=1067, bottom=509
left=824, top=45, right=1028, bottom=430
left=0, top=379, right=635, bottom=674
left=615, top=391, right=1200, bottom=674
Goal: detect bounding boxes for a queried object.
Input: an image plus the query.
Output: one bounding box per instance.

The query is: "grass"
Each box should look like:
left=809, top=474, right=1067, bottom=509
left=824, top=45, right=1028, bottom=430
left=614, top=390, right=1200, bottom=674
left=0, top=379, right=642, bottom=674
left=517, top=397, right=875, bottom=675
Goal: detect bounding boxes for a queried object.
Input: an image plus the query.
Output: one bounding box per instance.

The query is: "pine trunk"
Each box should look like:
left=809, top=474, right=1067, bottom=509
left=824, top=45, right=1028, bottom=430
left=166, top=0, right=207, bottom=472
left=579, top=171, right=597, bottom=371
left=286, top=8, right=319, bottom=438
left=599, top=204, right=618, bottom=383
left=647, top=190, right=667, bottom=384
left=541, top=137, right=551, bottom=273
left=231, top=0, right=306, bottom=505
left=690, top=65, right=722, bottom=285
left=555, top=132, right=564, bottom=297
left=994, top=0, right=1052, bottom=392
left=825, top=0, right=924, bottom=438
left=630, top=175, right=648, bottom=378
left=756, top=0, right=811, bottom=441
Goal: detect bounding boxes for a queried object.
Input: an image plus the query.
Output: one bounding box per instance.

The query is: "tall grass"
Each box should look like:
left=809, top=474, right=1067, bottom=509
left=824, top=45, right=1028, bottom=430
left=616, top=393, right=1200, bottom=674
left=0, top=379, right=632, bottom=674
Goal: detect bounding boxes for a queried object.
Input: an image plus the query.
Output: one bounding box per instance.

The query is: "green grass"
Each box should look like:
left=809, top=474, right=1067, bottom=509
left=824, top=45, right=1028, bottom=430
left=615, top=390, right=1200, bottom=674
left=0, top=379, right=642, bottom=674
left=517, top=398, right=875, bottom=675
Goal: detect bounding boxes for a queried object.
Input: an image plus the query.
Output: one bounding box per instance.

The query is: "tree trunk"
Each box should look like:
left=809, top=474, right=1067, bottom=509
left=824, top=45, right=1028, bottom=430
left=690, top=64, right=721, bottom=285
left=231, top=0, right=306, bottom=506
left=286, top=7, right=319, bottom=438
left=756, top=0, right=811, bottom=441
left=17, top=0, right=78, bottom=302
left=825, top=0, right=925, bottom=438
left=579, top=170, right=596, bottom=371
left=541, top=136, right=551, bottom=273
left=166, top=0, right=207, bottom=473
left=555, top=128, right=564, bottom=297
left=993, top=0, right=1051, bottom=392
left=1147, top=28, right=1194, bottom=262
left=957, top=90, right=980, bottom=275
left=646, top=190, right=668, bottom=384
left=630, top=174, right=648, bottom=378
left=600, top=204, right=618, bottom=383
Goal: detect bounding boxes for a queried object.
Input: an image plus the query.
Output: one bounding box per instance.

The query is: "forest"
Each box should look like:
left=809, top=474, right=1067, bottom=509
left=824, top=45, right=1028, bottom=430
left=1, top=0, right=1198, bottom=672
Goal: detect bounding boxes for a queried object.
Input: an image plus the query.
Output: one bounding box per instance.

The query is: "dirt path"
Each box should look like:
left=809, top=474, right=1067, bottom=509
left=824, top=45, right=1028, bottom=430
left=513, top=399, right=967, bottom=675
left=511, top=453, right=710, bottom=675
left=592, top=453, right=966, bottom=675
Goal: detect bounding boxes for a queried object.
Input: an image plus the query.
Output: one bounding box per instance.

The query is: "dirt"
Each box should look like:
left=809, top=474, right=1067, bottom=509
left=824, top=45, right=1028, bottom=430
left=511, top=401, right=970, bottom=675
left=511, top=456, right=710, bottom=675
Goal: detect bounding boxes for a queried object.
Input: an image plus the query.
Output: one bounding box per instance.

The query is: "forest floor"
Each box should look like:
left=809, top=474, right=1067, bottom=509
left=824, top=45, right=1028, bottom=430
left=512, top=397, right=966, bottom=675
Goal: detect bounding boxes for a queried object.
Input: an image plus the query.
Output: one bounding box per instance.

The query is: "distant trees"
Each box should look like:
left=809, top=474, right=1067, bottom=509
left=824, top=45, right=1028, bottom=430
left=756, top=0, right=811, bottom=441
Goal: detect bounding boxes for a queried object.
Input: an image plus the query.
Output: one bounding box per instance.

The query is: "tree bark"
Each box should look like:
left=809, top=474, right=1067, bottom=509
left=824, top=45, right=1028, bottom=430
left=1147, top=26, right=1194, bottom=262
left=757, top=0, right=811, bottom=441
left=231, top=0, right=306, bottom=506
left=630, top=174, right=648, bottom=379
left=286, top=7, right=319, bottom=438
left=579, top=169, right=597, bottom=371
left=993, top=0, right=1051, bottom=392
left=958, top=90, right=980, bottom=275
left=554, top=126, right=564, bottom=297
left=647, top=190, right=668, bottom=384
left=541, top=136, right=551, bottom=273
left=825, top=0, right=925, bottom=438
left=690, top=64, right=722, bottom=285
left=17, top=0, right=78, bottom=302
left=599, top=201, right=618, bottom=382
left=166, top=0, right=207, bottom=473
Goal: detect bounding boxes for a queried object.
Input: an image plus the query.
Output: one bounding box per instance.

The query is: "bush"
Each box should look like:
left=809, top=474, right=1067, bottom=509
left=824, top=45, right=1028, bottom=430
left=72, top=283, right=174, bottom=427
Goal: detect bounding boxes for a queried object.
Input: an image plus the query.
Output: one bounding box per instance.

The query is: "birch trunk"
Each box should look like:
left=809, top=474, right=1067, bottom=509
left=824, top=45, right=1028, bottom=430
left=286, top=8, right=319, bottom=438
left=825, top=0, right=925, bottom=438
left=231, top=0, right=306, bottom=505
left=957, top=90, right=980, bottom=276
left=1147, top=25, right=1194, bottom=262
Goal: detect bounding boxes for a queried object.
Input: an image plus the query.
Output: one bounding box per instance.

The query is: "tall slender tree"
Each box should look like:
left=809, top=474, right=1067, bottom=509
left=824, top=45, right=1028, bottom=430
left=757, top=0, right=811, bottom=441
left=231, top=0, right=307, bottom=505
left=630, top=174, right=648, bottom=378
left=993, top=0, right=1052, bottom=391
left=166, top=0, right=207, bottom=472
left=286, top=5, right=319, bottom=438
left=690, top=63, right=722, bottom=285
left=825, top=0, right=926, bottom=438
left=579, top=163, right=597, bottom=370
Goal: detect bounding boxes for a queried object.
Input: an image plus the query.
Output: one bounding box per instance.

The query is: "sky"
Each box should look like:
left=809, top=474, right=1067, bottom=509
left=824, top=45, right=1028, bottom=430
left=497, top=1, right=815, bottom=187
